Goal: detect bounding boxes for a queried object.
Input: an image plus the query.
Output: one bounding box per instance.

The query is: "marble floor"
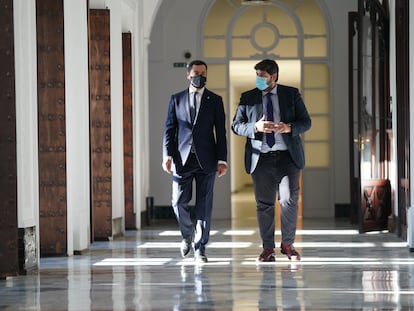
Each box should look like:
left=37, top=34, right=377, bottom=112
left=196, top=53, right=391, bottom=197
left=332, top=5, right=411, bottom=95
left=1, top=191, right=414, bottom=310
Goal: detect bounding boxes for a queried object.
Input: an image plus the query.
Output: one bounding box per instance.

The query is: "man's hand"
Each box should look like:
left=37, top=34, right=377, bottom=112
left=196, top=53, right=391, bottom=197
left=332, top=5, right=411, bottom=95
left=217, top=163, right=227, bottom=177
left=162, top=158, right=172, bottom=174
left=255, top=114, right=276, bottom=133
left=255, top=115, right=291, bottom=134
left=274, top=122, right=291, bottom=134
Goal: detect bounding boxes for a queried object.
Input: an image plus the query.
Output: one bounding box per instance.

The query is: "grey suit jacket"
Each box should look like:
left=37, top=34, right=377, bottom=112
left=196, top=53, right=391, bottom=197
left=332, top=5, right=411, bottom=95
left=231, top=85, right=311, bottom=174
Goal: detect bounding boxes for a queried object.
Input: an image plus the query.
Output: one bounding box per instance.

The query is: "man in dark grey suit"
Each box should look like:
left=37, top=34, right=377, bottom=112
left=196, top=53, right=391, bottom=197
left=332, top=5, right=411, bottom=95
left=232, top=59, right=311, bottom=262
left=162, top=60, right=227, bottom=263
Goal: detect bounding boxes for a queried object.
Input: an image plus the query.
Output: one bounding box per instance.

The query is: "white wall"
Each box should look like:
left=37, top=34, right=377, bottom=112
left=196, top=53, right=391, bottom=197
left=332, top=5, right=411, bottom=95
left=122, top=0, right=162, bottom=227
left=14, top=0, right=40, bottom=257
left=64, top=0, right=91, bottom=253
left=323, top=0, right=358, bottom=206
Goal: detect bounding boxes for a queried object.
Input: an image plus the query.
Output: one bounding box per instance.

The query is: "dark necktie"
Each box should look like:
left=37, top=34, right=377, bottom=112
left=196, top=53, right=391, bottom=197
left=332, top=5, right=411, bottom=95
left=265, top=93, right=275, bottom=147
left=190, top=92, right=197, bottom=124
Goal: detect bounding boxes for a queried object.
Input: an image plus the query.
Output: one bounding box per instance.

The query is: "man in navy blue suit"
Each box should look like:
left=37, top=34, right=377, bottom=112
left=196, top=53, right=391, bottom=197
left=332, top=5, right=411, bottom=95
left=232, top=59, right=311, bottom=262
left=162, top=60, right=228, bottom=263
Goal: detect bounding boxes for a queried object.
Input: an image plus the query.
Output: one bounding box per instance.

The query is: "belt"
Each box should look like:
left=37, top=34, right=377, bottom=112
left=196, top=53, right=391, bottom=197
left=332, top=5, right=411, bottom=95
left=261, top=150, right=288, bottom=156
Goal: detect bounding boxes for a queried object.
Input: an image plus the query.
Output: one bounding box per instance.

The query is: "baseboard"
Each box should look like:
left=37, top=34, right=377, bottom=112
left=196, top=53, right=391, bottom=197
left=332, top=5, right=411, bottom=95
left=335, top=203, right=351, bottom=218
left=18, top=227, right=38, bottom=275
left=141, top=205, right=195, bottom=227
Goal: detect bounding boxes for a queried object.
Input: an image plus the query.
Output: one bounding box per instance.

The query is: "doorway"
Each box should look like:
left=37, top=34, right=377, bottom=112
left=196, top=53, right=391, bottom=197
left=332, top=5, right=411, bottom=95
left=348, top=0, right=392, bottom=233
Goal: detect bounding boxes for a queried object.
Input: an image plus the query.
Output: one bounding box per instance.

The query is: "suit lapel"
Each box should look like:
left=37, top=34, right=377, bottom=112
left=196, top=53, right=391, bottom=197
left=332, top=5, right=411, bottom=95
left=277, top=86, right=287, bottom=120
left=180, top=90, right=192, bottom=123
left=255, top=89, right=264, bottom=119
left=198, top=89, right=210, bottom=117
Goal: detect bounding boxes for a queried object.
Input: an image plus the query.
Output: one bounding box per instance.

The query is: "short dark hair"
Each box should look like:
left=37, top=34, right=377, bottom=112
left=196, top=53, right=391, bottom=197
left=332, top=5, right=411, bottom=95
left=187, top=60, right=208, bottom=72
left=254, top=59, right=279, bottom=75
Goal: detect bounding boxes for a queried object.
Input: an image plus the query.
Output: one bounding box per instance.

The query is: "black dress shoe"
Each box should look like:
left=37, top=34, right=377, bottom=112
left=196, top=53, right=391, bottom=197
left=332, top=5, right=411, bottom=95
left=194, top=249, right=208, bottom=263
left=180, top=238, right=192, bottom=257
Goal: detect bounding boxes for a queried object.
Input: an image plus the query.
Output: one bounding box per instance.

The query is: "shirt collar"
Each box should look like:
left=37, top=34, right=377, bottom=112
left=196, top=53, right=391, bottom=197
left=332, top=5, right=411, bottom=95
left=262, top=85, right=277, bottom=96
left=189, top=87, right=205, bottom=96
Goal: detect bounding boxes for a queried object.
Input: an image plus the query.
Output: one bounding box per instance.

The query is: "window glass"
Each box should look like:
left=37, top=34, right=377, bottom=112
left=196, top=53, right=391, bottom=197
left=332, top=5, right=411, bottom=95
left=304, top=90, right=329, bottom=114
left=304, top=63, right=328, bottom=88
left=206, top=64, right=227, bottom=89
left=204, top=1, right=233, bottom=36
left=305, top=142, right=330, bottom=167
left=204, top=39, right=226, bottom=58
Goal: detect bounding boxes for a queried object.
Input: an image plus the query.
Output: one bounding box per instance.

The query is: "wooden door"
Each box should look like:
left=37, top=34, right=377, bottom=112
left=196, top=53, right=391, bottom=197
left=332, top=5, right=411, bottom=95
left=122, top=33, right=135, bottom=229
left=36, top=0, right=67, bottom=255
left=0, top=0, right=18, bottom=278
left=349, top=0, right=392, bottom=232
left=89, top=9, right=112, bottom=240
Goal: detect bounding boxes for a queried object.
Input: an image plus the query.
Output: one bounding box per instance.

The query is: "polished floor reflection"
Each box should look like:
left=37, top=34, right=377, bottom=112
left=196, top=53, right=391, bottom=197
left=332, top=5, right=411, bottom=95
left=2, top=196, right=414, bottom=310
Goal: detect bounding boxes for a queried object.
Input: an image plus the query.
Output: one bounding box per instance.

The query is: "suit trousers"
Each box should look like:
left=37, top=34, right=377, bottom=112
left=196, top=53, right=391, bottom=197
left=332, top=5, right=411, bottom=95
left=251, top=150, right=300, bottom=249
left=172, top=153, right=216, bottom=252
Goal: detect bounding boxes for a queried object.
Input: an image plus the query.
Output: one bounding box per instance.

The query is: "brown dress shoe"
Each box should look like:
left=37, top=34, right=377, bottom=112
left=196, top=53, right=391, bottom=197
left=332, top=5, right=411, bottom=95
left=257, top=248, right=275, bottom=262
left=280, top=243, right=301, bottom=260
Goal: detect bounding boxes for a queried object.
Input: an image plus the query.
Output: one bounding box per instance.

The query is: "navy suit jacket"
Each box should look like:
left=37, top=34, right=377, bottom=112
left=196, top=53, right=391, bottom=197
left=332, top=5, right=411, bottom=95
left=163, top=88, right=227, bottom=175
left=231, top=85, right=311, bottom=174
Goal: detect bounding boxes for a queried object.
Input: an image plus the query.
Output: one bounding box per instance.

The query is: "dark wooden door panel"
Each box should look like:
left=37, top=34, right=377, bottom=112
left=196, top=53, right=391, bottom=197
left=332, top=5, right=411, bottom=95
left=36, top=0, right=67, bottom=256
left=122, top=33, right=135, bottom=229
left=0, top=0, right=19, bottom=278
left=89, top=9, right=112, bottom=240
left=361, top=179, right=391, bottom=232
